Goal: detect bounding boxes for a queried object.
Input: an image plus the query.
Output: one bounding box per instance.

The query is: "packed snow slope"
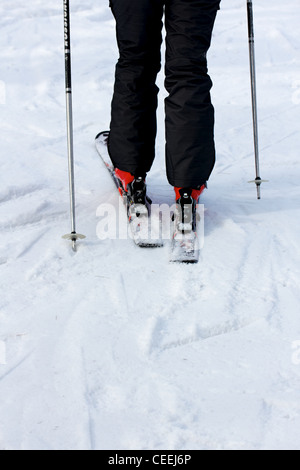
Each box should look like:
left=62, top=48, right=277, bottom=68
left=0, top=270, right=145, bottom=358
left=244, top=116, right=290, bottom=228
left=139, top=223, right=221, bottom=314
left=0, top=0, right=300, bottom=450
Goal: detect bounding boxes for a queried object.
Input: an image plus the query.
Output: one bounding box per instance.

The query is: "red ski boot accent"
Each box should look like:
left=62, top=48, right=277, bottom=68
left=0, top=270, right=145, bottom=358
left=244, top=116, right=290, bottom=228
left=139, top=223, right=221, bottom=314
left=114, top=168, right=135, bottom=193
left=174, top=185, right=206, bottom=202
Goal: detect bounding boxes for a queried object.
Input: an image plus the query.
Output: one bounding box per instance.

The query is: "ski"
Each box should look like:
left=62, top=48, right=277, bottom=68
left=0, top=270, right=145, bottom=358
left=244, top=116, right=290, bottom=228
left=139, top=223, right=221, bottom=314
left=170, top=191, right=201, bottom=264
left=95, top=131, right=163, bottom=248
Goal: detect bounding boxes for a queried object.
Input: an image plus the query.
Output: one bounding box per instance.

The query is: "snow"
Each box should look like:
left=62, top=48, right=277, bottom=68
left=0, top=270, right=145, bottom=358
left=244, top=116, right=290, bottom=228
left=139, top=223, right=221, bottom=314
left=0, top=0, right=300, bottom=450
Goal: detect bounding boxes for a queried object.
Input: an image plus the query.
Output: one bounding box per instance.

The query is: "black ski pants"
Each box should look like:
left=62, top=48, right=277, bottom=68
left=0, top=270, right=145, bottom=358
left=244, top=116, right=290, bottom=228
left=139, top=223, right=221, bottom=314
left=108, top=0, right=221, bottom=188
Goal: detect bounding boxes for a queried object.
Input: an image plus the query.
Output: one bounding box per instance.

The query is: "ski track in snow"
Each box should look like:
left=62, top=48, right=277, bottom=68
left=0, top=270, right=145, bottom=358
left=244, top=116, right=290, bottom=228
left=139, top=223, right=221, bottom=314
left=0, top=0, right=300, bottom=450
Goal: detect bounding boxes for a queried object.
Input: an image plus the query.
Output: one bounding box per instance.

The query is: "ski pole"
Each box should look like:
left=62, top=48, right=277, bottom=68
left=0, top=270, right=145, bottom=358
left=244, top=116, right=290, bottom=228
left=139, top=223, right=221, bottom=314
left=62, top=0, right=85, bottom=250
left=247, top=0, right=267, bottom=199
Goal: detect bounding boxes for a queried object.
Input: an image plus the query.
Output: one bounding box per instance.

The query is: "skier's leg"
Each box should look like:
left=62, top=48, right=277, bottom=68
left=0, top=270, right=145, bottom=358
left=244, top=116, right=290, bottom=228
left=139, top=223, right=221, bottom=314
left=165, top=0, right=221, bottom=188
left=108, top=0, right=164, bottom=177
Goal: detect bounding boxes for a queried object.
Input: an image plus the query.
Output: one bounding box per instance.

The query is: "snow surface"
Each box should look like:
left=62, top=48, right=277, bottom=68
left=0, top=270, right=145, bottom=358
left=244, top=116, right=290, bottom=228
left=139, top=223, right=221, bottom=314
left=0, top=0, right=300, bottom=450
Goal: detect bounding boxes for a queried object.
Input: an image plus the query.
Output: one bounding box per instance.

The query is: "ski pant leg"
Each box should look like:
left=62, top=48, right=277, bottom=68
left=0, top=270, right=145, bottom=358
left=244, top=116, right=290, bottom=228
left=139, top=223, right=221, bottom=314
left=165, top=0, right=221, bottom=188
left=108, top=0, right=164, bottom=176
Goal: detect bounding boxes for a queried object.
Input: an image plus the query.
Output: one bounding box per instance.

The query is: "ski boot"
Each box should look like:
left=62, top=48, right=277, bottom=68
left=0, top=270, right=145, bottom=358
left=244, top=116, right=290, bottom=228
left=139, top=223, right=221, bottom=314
left=170, top=185, right=205, bottom=263
left=114, top=169, right=151, bottom=218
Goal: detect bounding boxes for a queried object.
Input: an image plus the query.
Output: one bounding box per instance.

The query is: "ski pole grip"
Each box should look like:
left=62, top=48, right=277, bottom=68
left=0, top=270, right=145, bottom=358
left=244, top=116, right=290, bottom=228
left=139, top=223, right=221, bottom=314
left=247, top=0, right=254, bottom=43
left=63, top=0, right=72, bottom=91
